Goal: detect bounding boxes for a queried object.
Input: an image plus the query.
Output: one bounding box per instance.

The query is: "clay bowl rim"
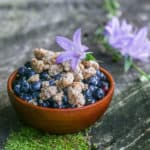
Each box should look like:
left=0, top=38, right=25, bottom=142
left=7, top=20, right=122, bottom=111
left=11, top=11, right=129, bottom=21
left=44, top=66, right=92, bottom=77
left=7, top=67, right=115, bottom=112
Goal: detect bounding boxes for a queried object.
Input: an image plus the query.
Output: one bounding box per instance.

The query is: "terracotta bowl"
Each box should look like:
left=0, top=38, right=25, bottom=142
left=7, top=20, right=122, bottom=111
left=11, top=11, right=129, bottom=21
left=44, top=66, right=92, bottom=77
left=7, top=67, right=115, bottom=134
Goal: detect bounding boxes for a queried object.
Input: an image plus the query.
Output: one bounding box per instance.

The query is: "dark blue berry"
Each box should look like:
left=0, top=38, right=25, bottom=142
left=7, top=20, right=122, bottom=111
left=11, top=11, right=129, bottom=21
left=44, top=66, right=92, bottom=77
left=40, top=72, right=49, bottom=80
left=63, top=88, right=68, bottom=95
left=102, top=81, right=109, bottom=93
left=30, top=81, right=41, bottom=91
left=53, top=74, right=62, bottom=80
left=58, top=104, right=66, bottom=108
left=32, top=92, right=39, bottom=100
left=83, top=79, right=88, bottom=84
left=88, top=76, right=99, bottom=86
left=20, top=81, right=30, bottom=92
left=18, top=67, right=26, bottom=76
left=84, top=89, right=92, bottom=98
left=25, top=68, right=35, bottom=78
left=96, top=70, right=101, bottom=77
left=13, top=84, right=21, bottom=95
left=49, top=79, right=55, bottom=86
left=18, top=76, right=27, bottom=82
left=89, top=85, right=98, bottom=93
left=86, top=97, right=96, bottom=105
left=99, top=72, right=107, bottom=81
left=95, top=88, right=105, bottom=99
left=20, top=93, right=32, bottom=101
left=42, top=100, right=50, bottom=107
left=24, top=62, right=31, bottom=68
left=52, top=102, right=59, bottom=108
left=62, top=95, right=68, bottom=104
left=66, top=103, right=76, bottom=108
left=37, top=100, right=43, bottom=106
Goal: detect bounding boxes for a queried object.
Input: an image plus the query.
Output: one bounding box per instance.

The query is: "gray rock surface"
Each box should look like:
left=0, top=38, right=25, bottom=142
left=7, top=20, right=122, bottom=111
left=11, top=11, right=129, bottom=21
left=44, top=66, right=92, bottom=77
left=0, top=0, right=150, bottom=149
left=89, top=82, right=150, bottom=150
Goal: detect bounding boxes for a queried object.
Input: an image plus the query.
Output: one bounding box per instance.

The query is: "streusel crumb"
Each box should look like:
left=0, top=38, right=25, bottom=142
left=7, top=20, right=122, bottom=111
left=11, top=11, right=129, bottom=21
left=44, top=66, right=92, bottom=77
left=53, top=92, right=64, bottom=105
left=82, top=67, right=96, bottom=79
left=28, top=74, right=39, bottom=82
left=82, top=60, right=99, bottom=70
left=48, top=64, right=63, bottom=76
left=34, top=48, right=49, bottom=60
left=31, top=58, right=44, bottom=73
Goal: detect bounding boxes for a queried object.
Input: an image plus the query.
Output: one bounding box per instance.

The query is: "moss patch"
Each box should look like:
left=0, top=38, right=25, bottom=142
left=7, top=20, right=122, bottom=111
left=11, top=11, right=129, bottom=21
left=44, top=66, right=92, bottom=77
left=4, top=127, right=89, bottom=150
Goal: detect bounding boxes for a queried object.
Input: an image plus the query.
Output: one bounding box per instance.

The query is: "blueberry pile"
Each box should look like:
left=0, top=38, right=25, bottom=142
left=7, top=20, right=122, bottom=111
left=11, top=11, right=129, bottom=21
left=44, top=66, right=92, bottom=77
left=13, top=62, right=110, bottom=109
left=83, top=70, right=109, bottom=105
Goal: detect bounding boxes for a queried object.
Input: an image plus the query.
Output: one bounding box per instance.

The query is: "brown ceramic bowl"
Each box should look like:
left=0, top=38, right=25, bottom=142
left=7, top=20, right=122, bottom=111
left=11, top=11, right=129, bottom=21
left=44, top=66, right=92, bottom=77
left=7, top=67, right=115, bottom=134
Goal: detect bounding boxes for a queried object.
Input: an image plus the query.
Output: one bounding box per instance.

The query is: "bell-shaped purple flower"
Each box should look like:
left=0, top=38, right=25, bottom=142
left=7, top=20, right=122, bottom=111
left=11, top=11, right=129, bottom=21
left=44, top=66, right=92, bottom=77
left=56, top=28, right=89, bottom=70
left=105, top=17, right=150, bottom=61
left=105, top=17, right=133, bottom=50
left=123, top=27, right=150, bottom=61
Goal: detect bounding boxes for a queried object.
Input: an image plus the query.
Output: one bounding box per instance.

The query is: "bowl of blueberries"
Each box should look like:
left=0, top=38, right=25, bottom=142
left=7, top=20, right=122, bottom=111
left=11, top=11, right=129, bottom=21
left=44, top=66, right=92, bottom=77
left=7, top=29, right=115, bottom=133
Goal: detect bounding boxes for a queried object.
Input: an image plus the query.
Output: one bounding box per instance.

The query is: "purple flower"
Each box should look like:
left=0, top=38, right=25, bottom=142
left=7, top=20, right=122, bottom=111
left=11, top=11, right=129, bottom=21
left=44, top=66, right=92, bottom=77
left=56, top=28, right=89, bottom=70
left=105, top=17, right=150, bottom=61
left=124, top=27, right=150, bottom=61
left=105, top=17, right=133, bottom=50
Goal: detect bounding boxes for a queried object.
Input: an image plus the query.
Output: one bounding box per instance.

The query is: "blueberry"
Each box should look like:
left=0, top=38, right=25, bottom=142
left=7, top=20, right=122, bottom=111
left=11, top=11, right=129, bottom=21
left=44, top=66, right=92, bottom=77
left=18, top=67, right=26, bottom=76
left=20, top=93, right=32, bottom=101
left=83, top=79, right=88, bottom=84
left=37, top=100, right=43, bottom=106
left=58, top=104, right=66, bottom=108
left=18, top=76, right=27, bottom=82
left=30, top=81, right=41, bottom=91
left=42, top=100, right=50, bottom=107
left=20, top=81, right=30, bottom=92
left=102, top=81, right=109, bottom=93
left=52, top=102, right=59, bottom=108
left=99, top=72, right=107, bottom=81
left=62, top=95, right=68, bottom=104
left=32, top=92, right=39, bottom=100
left=13, top=84, right=21, bottom=95
left=49, top=79, right=55, bottom=86
left=95, top=88, right=105, bottom=99
left=89, top=85, right=98, bottom=93
left=53, top=74, right=62, bottom=80
left=96, top=70, right=101, bottom=77
left=65, top=103, right=76, bottom=108
left=88, top=76, right=99, bottom=86
left=63, top=88, right=68, bottom=95
left=86, top=97, right=96, bottom=105
left=25, top=68, right=35, bottom=78
left=84, top=89, right=92, bottom=98
left=40, top=72, right=49, bottom=80
left=24, top=62, right=31, bottom=68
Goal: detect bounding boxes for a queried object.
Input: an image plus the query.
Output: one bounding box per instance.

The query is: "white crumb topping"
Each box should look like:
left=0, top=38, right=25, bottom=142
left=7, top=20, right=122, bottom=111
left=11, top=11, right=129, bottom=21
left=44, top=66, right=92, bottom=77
left=40, top=86, right=57, bottom=100
left=48, top=64, right=63, bottom=76
left=28, top=74, right=39, bottom=82
left=53, top=92, right=64, bottom=105
left=34, top=48, right=49, bottom=60
left=82, top=60, right=99, bottom=70
left=42, top=81, right=50, bottom=88
left=67, top=87, right=85, bottom=107
left=31, top=58, right=44, bottom=73
left=82, top=67, right=96, bottom=79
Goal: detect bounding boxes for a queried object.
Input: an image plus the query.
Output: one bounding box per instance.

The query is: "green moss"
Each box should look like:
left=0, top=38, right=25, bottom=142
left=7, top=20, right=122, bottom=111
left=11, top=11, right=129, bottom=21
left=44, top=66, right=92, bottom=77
left=4, top=127, right=90, bottom=150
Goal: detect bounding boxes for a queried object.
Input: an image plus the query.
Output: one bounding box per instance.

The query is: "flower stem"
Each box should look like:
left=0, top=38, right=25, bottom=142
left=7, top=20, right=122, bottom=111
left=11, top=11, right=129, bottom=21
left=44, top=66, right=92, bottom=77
left=132, top=63, right=150, bottom=80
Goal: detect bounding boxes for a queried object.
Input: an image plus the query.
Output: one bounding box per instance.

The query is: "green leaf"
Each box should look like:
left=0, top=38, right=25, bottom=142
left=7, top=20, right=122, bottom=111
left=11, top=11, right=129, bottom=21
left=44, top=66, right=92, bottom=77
left=95, top=27, right=104, bottom=36
left=85, top=53, right=96, bottom=61
left=112, top=52, right=122, bottom=62
left=140, top=75, right=149, bottom=82
left=104, top=0, right=120, bottom=18
left=139, top=75, right=150, bottom=82
left=124, top=56, right=133, bottom=72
